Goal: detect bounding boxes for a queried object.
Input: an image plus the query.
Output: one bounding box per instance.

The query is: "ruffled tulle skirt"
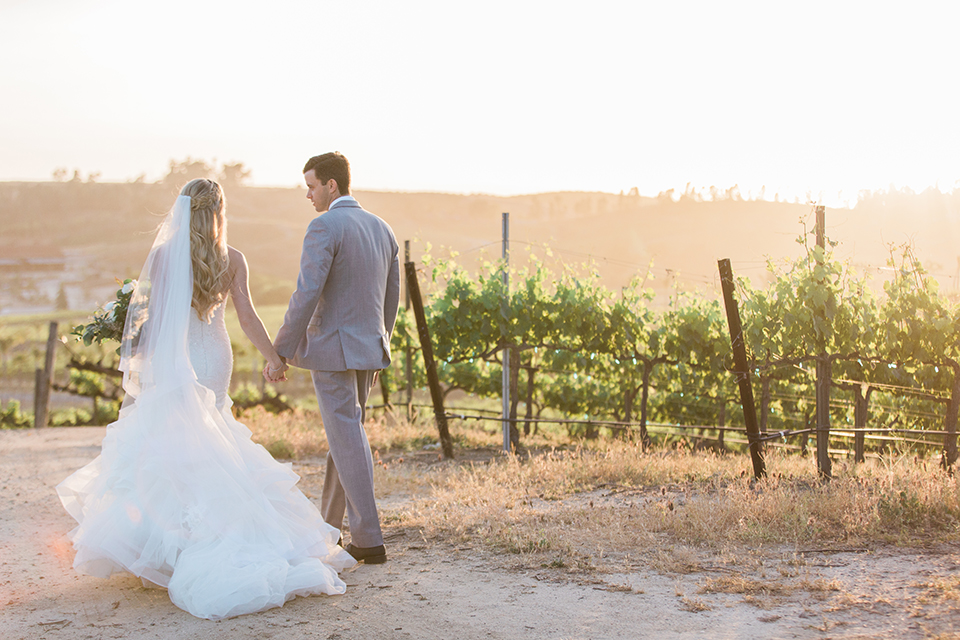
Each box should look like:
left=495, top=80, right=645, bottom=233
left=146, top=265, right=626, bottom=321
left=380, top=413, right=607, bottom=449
left=57, top=380, right=355, bottom=620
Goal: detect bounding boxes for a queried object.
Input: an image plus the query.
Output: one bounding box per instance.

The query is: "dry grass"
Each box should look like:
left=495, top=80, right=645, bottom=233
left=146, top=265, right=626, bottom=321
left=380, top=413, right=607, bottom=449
left=240, top=407, right=511, bottom=460
left=914, top=575, right=960, bottom=606
left=389, top=443, right=960, bottom=559
left=239, top=409, right=960, bottom=628
left=242, top=409, right=960, bottom=587
left=240, top=407, right=329, bottom=459
left=699, top=574, right=841, bottom=597
left=678, top=596, right=712, bottom=612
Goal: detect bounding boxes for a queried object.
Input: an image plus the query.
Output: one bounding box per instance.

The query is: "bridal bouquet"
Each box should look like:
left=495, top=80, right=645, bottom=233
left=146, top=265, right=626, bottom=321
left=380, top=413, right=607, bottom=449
left=73, top=279, right=137, bottom=348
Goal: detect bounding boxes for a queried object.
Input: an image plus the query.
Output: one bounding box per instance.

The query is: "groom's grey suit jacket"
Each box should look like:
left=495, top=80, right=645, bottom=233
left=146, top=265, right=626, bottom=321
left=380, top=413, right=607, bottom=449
left=274, top=198, right=400, bottom=372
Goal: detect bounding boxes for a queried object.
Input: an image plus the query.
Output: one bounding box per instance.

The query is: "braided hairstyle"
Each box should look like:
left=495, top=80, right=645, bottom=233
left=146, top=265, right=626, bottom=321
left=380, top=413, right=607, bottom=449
left=180, top=178, right=231, bottom=321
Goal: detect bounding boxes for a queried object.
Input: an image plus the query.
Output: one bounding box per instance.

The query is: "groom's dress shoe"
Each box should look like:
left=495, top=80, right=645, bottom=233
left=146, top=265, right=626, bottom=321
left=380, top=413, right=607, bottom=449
left=345, top=543, right=387, bottom=564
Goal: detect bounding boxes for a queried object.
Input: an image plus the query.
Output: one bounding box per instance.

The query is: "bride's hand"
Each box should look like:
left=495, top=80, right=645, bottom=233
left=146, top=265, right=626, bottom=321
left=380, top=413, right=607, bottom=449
left=263, top=360, right=288, bottom=383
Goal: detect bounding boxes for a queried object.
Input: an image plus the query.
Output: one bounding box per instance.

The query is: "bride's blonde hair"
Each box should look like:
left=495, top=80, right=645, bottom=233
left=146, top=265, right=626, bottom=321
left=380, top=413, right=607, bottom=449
left=180, top=178, right=230, bottom=321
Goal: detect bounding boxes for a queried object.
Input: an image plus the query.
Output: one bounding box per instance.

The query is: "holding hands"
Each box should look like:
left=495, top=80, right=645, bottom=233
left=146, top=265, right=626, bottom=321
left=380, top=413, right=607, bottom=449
left=263, top=357, right=289, bottom=383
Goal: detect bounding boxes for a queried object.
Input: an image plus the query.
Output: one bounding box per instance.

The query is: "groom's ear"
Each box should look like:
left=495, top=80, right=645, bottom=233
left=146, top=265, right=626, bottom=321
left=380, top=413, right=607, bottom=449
left=325, top=178, right=341, bottom=196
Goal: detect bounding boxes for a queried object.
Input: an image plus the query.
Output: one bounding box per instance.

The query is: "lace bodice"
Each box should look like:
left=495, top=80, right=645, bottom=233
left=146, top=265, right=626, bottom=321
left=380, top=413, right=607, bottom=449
left=188, top=301, right=232, bottom=408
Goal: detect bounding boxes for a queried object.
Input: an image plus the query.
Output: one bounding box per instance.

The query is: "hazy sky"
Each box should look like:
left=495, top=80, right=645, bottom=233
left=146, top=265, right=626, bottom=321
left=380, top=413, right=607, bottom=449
left=2, top=1, right=957, bottom=206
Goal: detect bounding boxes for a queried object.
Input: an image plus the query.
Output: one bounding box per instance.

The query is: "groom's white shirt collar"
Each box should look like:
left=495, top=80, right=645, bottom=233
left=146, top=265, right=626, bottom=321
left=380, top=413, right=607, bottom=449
left=330, top=195, right=357, bottom=208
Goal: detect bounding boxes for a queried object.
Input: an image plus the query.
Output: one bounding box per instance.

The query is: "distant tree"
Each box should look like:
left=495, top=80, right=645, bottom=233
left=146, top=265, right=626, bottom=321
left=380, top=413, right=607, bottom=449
left=85, top=171, right=101, bottom=183
left=163, top=158, right=215, bottom=188
left=52, top=167, right=68, bottom=182
left=680, top=182, right=702, bottom=202
left=219, top=162, right=252, bottom=188
left=70, top=170, right=83, bottom=183
left=55, top=284, right=69, bottom=311
left=627, top=186, right=639, bottom=197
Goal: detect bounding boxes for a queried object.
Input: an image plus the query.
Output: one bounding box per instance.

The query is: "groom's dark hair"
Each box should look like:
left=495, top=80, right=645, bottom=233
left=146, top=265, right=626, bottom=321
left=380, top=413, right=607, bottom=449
left=303, top=152, right=351, bottom=195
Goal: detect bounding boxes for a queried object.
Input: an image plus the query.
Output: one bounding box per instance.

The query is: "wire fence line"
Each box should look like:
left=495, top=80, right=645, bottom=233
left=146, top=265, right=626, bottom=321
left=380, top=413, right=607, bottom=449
left=379, top=403, right=950, bottom=450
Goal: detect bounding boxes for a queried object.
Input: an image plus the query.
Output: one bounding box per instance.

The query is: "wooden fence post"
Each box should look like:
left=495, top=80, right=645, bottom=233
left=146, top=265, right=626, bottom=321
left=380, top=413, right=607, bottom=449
left=718, top=259, right=766, bottom=479
left=800, top=412, right=811, bottom=456
left=33, top=321, right=58, bottom=428
left=815, top=356, right=832, bottom=477
left=523, top=365, right=537, bottom=436
left=501, top=212, right=511, bottom=453
left=404, top=240, right=414, bottom=421
left=33, top=368, right=45, bottom=426
left=943, top=374, right=960, bottom=469
left=405, top=261, right=454, bottom=459
left=853, top=384, right=871, bottom=464
left=814, top=205, right=832, bottom=478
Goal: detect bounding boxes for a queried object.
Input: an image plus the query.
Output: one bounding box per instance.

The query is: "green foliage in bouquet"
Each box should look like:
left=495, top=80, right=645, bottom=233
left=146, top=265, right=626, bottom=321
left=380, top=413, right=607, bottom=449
left=72, top=279, right=137, bottom=353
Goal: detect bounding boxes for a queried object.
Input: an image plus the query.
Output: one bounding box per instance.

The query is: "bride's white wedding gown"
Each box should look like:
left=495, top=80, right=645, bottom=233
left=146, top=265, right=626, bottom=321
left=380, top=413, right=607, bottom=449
left=57, top=301, right=355, bottom=620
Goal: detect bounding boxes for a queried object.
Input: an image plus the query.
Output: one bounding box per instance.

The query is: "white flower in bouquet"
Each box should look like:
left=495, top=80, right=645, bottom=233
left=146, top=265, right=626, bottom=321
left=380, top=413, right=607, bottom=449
left=73, top=277, right=138, bottom=350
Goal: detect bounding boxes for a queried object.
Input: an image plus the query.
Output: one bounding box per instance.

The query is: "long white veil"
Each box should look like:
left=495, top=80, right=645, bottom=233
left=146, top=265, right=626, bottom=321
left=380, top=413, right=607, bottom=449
left=58, top=192, right=356, bottom=620
left=119, top=195, right=197, bottom=405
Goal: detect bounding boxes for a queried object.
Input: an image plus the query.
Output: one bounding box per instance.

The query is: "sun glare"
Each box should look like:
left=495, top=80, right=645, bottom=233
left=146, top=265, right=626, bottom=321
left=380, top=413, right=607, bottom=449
left=0, top=1, right=956, bottom=201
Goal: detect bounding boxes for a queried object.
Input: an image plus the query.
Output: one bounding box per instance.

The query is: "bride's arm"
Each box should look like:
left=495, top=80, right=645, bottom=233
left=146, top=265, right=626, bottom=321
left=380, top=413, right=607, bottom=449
left=227, top=246, right=285, bottom=374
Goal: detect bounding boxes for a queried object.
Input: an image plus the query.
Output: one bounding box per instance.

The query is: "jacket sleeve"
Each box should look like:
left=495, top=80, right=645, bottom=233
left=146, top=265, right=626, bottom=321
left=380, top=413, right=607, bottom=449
left=274, top=217, right=335, bottom=359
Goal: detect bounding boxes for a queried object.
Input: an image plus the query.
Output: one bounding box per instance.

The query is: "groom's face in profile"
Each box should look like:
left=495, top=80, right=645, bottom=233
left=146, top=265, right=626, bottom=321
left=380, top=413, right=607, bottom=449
left=304, top=169, right=337, bottom=213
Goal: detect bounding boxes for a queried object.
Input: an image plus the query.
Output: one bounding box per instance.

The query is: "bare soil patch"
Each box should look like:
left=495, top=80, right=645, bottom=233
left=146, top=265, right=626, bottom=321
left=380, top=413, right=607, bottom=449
left=2, top=427, right=958, bottom=639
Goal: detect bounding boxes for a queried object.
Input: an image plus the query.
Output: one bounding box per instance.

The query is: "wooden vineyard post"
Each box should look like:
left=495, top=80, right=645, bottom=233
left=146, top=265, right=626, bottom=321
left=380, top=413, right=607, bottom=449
left=943, top=375, right=960, bottom=469
left=815, top=352, right=831, bottom=473
left=717, top=259, right=766, bottom=479
left=404, top=240, right=414, bottom=421
left=853, top=384, right=871, bottom=464
left=814, top=205, right=832, bottom=478
left=501, top=212, right=511, bottom=453
left=33, top=369, right=45, bottom=426
left=800, top=413, right=811, bottom=456
left=33, top=321, right=58, bottom=428
left=404, top=261, right=454, bottom=460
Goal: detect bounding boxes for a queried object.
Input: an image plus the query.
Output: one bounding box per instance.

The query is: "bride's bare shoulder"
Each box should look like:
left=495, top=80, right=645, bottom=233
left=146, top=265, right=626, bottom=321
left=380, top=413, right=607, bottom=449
left=226, top=246, right=250, bottom=290
left=227, top=245, right=247, bottom=267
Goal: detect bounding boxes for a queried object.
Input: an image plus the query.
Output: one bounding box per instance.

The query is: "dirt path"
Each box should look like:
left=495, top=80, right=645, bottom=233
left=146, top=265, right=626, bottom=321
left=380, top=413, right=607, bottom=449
left=1, top=427, right=958, bottom=639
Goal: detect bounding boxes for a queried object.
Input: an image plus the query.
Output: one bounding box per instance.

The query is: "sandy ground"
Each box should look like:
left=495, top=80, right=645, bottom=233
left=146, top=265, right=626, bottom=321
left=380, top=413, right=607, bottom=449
left=2, top=427, right=959, bottom=640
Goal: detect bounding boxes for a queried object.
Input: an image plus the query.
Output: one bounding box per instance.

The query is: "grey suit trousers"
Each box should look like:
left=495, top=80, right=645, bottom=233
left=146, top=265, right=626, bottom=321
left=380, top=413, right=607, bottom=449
left=311, top=369, right=383, bottom=548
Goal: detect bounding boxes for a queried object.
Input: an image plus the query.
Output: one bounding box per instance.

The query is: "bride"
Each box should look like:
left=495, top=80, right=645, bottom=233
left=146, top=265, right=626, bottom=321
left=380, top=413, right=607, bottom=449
left=57, top=178, right=355, bottom=620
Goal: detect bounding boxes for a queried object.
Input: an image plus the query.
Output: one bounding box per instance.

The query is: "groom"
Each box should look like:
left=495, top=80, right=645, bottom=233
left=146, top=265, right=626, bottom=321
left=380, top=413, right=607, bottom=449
left=271, top=152, right=400, bottom=564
